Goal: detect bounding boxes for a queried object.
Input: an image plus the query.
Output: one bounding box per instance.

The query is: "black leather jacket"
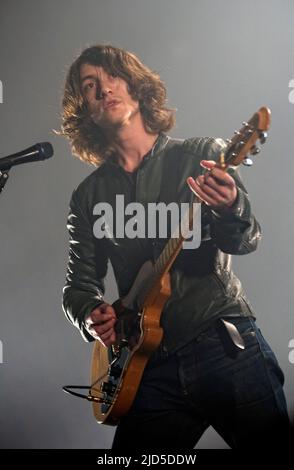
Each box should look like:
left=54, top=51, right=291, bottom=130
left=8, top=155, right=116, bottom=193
left=62, top=133, right=261, bottom=354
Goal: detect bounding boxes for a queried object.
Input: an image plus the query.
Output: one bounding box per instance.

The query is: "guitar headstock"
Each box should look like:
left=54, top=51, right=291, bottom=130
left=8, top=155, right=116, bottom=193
left=222, top=107, right=271, bottom=168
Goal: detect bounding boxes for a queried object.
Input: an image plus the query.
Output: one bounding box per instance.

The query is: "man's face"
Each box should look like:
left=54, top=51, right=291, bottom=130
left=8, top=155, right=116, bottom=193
left=79, top=63, right=140, bottom=130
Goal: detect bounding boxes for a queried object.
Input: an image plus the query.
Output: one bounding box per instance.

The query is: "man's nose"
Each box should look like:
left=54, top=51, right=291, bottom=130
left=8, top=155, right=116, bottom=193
left=96, top=84, right=112, bottom=101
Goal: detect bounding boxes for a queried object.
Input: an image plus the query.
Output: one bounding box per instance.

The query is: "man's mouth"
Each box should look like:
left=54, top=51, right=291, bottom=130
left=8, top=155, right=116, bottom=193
left=104, top=100, right=120, bottom=110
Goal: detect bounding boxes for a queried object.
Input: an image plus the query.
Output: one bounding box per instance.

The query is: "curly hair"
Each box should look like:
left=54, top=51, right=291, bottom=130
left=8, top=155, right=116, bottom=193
left=58, top=44, right=176, bottom=167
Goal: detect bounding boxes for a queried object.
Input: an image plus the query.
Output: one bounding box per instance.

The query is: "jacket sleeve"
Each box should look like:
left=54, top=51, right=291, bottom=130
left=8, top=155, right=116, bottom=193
left=205, top=138, right=262, bottom=255
left=62, top=189, right=108, bottom=342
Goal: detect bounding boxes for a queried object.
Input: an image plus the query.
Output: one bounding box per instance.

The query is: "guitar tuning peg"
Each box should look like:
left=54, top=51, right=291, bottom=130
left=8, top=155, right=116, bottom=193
left=237, top=141, right=245, bottom=150
left=259, top=131, right=267, bottom=144
left=226, top=138, right=232, bottom=144
left=243, top=157, right=253, bottom=166
left=251, top=146, right=260, bottom=155
left=242, top=121, right=249, bottom=127
left=234, top=130, right=242, bottom=135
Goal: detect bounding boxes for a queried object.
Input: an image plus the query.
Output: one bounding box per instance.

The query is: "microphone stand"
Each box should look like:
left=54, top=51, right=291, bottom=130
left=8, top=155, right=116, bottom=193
left=0, top=169, right=10, bottom=194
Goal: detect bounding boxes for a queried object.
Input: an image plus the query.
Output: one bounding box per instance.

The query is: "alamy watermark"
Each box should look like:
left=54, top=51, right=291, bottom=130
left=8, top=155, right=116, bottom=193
left=288, top=79, right=294, bottom=104
left=93, top=196, right=202, bottom=249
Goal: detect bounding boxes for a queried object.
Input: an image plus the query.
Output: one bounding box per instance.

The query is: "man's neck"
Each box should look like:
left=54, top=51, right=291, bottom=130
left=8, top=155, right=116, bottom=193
left=105, top=116, right=159, bottom=172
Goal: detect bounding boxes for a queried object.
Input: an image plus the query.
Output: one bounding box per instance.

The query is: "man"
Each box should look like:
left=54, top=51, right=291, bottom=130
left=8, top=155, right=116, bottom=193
left=61, top=44, right=290, bottom=449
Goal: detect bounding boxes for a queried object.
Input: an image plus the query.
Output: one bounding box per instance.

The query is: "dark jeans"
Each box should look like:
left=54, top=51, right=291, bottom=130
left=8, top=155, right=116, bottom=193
left=112, top=316, right=291, bottom=449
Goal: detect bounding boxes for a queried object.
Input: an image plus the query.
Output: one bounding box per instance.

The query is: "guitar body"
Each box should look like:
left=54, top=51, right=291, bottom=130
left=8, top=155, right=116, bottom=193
left=90, top=262, right=171, bottom=425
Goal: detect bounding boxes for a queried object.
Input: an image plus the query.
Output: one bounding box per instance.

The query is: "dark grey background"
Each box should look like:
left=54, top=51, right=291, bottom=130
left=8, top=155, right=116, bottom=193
left=0, top=0, right=293, bottom=449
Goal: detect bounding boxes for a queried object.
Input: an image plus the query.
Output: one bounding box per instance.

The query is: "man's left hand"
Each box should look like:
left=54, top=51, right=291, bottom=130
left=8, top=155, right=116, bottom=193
left=187, top=160, right=237, bottom=210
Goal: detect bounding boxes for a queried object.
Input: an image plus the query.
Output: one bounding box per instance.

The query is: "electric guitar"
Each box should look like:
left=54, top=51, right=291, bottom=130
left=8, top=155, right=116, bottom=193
left=89, top=107, right=271, bottom=425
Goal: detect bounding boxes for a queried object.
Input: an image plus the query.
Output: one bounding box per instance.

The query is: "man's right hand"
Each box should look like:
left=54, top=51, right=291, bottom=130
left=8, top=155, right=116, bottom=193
left=84, top=303, right=117, bottom=347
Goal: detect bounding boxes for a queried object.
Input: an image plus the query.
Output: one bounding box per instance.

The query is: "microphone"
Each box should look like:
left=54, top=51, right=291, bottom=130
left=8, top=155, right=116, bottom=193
left=0, top=142, right=54, bottom=171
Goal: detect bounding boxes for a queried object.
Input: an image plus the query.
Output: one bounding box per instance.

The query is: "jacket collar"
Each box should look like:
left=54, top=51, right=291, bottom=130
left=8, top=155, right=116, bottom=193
left=103, top=133, right=170, bottom=172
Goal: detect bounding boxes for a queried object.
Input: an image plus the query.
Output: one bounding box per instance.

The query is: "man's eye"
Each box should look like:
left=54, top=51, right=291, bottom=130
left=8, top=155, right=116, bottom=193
left=83, top=82, right=96, bottom=93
